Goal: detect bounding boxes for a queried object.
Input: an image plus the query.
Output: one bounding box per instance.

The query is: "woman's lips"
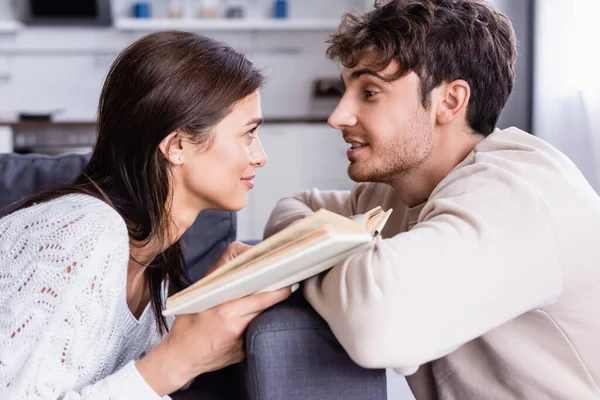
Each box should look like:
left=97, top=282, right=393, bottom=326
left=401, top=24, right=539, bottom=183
left=241, top=175, right=255, bottom=189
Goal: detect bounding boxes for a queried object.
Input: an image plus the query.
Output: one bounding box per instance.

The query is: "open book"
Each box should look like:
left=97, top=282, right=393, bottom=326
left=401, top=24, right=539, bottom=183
left=163, top=206, right=393, bottom=316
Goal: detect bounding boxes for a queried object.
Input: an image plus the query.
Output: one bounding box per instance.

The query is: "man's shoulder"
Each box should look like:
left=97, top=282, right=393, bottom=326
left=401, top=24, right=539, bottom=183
left=433, top=126, right=584, bottom=202
left=476, top=127, right=567, bottom=161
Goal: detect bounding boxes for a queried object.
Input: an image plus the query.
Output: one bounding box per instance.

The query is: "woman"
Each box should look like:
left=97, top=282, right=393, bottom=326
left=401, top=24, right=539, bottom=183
left=0, top=31, right=293, bottom=398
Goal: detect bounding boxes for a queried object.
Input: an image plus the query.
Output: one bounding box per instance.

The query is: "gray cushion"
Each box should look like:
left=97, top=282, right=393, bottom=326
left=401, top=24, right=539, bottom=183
left=243, top=292, right=387, bottom=400
left=0, top=153, right=92, bottom=212
left=0, top=152, right=236, bottom=281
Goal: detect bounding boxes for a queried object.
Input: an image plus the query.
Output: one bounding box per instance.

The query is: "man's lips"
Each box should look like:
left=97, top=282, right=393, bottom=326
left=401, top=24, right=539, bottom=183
left=343, top=134, right=369, bottom=147
left=343, top=136, right=370, bottom=158
left=346, top=143, right=369, bottom=158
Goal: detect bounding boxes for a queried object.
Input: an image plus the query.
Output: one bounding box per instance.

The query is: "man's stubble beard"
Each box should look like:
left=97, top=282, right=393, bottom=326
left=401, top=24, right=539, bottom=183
left=348, top=113, right=433, bottom=184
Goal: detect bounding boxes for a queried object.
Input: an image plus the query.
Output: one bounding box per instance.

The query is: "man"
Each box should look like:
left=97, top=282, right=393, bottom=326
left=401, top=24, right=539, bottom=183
left=264, top=1, right=600, bottom=399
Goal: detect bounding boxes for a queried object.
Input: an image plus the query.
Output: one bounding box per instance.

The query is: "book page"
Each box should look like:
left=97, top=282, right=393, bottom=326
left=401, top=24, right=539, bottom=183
left=177, top=227, right=325, bottom=295
left=366, top=208, right=393, bottom=237
left=171, top=228, right=333, bottom=304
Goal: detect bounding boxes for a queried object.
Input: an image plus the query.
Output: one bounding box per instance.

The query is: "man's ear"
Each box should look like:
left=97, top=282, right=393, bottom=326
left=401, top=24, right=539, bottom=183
left=436, top=79, right=470, bottom=126
left=159, top=131, right=186, bottom=165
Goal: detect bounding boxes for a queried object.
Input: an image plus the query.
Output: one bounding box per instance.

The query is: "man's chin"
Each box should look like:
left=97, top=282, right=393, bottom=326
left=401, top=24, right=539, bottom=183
left=348, top=163, right=397, bottom=184
left=348, top=164, right=376, bottom=182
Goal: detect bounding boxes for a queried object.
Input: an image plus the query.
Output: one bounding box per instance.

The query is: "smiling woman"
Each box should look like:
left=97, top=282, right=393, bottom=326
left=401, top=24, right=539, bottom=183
left=0, top=31, right=292, bottom=399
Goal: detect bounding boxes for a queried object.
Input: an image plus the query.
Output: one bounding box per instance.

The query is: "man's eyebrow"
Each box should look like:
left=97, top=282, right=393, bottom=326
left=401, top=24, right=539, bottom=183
left=245, top=118, right=264, bottom=126
left=347, top=69, right=388, bottom=82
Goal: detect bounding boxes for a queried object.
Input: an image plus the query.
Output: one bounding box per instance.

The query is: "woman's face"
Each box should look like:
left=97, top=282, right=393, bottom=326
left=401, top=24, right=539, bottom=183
left=177, top=91, right=267, bottom=212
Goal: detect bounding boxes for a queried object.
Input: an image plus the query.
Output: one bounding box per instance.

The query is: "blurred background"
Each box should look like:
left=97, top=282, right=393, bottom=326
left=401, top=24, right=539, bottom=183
left=0, top=1, right=597, bottom=398
left=0, top=0, right=597, bottom=238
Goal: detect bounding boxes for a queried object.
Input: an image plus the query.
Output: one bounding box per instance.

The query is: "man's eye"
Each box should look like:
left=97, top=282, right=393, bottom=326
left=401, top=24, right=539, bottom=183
left=363, top=90, right=377, bottom=98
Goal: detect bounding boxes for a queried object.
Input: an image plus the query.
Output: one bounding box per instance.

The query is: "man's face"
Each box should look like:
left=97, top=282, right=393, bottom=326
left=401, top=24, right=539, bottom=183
left=330, top=60, right=434, bottom=183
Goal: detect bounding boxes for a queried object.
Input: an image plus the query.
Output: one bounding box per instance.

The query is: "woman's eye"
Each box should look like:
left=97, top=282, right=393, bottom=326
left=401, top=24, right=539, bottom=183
left=245, top=128, right=257, bottom=142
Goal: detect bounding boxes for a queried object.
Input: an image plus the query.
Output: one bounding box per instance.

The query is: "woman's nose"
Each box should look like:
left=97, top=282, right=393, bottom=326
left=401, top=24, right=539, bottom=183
left=250, top=138, right=268, bottom=167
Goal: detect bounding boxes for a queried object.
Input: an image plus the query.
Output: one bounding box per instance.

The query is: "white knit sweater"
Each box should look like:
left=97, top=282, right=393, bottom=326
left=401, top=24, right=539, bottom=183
left=0, top=194, right=168, bottom=399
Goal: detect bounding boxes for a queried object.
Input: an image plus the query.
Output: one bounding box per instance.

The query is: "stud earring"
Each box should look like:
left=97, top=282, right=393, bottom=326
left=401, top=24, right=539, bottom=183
left=179, top=156, right=183, bottom=162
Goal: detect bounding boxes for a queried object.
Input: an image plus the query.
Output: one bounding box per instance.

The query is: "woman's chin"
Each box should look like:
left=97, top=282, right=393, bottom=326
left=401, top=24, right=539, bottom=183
left=217, top=194, right=249, bottom=212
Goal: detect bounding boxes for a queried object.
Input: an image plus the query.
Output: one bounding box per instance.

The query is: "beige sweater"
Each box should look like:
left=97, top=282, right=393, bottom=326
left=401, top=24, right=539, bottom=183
left=265, top=127, right=600, bottom=400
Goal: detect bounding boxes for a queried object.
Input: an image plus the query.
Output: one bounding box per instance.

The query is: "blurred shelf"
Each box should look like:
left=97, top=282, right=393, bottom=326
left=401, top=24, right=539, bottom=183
left=0, top=21, right=21, bottom=33
left=0, top=118, right=328, bottom=127
left=19, top=146, right=93, bottom=155
left=0, top=118, right=96, bottom=128
left=114, top=18, right=340, bottom=32
left=10, top=121, right=97, bottom=128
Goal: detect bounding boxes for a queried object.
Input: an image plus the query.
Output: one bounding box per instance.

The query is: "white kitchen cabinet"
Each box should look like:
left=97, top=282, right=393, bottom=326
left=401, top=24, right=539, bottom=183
left=0, top=53, right=15, bottom=120
left=0, top=126, right=12, bottom=153
left=8, top=53, right=113, bottom=121
left=0, top=48, right=16, bottom=152
left=236, top=123, right=354, bottom=241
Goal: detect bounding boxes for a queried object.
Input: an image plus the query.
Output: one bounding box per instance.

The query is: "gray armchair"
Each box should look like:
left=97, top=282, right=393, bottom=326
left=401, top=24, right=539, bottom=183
left=0, top=152, right=387, bottom=400
left=243, top=292, right=387, bottom=399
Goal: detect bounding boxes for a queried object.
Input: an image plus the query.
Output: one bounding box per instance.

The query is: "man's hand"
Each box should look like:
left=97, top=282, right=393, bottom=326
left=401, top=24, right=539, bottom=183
left=203, top=241, right=252, bottom=277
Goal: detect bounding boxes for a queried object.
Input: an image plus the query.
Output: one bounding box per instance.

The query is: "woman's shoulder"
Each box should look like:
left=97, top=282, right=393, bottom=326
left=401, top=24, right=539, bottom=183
left=0, top=193, right=128, bottom=251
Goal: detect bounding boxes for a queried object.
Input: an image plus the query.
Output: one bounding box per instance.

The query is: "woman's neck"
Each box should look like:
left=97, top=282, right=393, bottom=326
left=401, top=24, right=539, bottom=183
left=124, top=202, right=201, bottom=317
left=167, top=189, right=205, bottom=244
left=126, top=252, right=152, bottom=319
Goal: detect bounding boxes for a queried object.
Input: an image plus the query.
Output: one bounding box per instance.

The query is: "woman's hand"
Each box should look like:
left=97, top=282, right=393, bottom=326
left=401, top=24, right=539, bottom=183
left=203, top=241, right=252, bottom=277
left=136, top=287, right=293, bottom=396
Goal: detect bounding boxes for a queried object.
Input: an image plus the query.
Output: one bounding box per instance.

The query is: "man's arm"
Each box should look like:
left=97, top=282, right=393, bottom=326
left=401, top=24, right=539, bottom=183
left=303, top=165, right=562, bottom=373
left=263, top=189, right=355, bottom=239
left=264, top=183, right=394, bottom=238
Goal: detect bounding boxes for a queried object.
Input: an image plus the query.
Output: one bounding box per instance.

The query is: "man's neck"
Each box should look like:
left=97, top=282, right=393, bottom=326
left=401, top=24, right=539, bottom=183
left=390, top=128, right=486, bottom=207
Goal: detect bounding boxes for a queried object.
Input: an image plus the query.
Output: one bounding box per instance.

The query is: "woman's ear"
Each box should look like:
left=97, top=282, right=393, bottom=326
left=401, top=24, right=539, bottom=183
left=436, top=79, right=471, bottom=126
left=159, top=131, right=186, bottom=165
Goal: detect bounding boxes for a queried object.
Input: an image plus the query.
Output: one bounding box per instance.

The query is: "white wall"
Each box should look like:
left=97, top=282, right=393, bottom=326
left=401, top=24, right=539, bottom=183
left=237, top=123, right=354, bottom=240
left=532, top=0, right=600, bottom=192
left=488, top=0, right=533, bottom=132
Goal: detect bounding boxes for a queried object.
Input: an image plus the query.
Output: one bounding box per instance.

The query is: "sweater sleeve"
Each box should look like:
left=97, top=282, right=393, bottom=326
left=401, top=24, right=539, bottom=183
left=0, top=200, right=168, bottom=400
left=62, top=361, right=168, bottom=400
left=263, top=189, right=353, bottom=238
left=263, top=183, right=393, bottom=238
left=303, top=161, right=562, bottom=373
